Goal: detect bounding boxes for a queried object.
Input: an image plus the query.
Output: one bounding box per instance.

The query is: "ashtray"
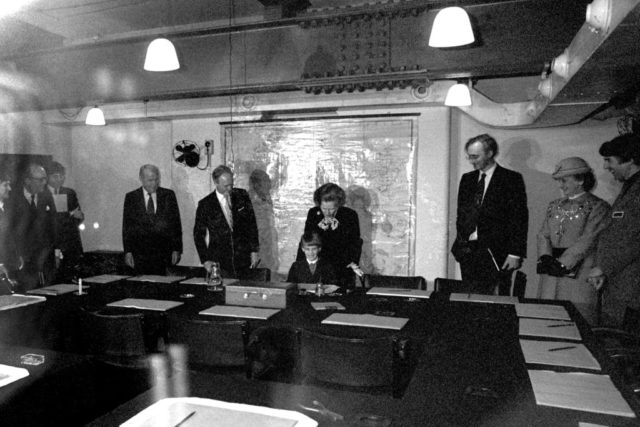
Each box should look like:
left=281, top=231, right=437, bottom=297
left=20, top=353, right=45, bottom=366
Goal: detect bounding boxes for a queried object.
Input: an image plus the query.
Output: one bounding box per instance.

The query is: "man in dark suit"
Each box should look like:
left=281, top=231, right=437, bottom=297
left=451, top=134, right=528, bottom=295
left=194, top=165, right=260, bottom=277
left=10, top=164, right=60, bottom=290
left=122, top=164, right=182, bottom=275
left=47, top=161, right=84, bottom=282
left=0, top=169, right=18, bottom=283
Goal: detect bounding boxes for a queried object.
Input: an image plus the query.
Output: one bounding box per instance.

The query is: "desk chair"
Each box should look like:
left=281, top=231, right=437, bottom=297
left=168, top=316, right=249, bottom=373
left=299, top=329, right=408, bottom=398
left=433, top=277, right=465, bottom=294
left=238, top=267, right=271, bottom=282
left=363, top=274, right=426, bottom=290
left=167, top=265, right=207, bottom=279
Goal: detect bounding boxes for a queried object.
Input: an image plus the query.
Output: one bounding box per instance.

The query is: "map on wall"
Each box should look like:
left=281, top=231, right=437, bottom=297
left=223, top=116, right=417, bottom=279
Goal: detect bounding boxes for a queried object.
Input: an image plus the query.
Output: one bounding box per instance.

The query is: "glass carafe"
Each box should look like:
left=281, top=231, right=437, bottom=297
left=207, top=262, right=223, bottom=291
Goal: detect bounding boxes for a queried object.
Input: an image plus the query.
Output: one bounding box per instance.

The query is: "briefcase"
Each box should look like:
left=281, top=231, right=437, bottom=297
left=224, top=281, right=296, bottom=309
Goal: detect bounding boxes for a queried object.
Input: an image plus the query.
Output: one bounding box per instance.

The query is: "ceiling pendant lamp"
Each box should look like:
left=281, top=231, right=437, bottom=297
left=429, top=6, right=475, bottom=48
left=85, top=105, right=106, bottom=126
left=445, top=82, right=472, bottom=107
left=144, top=38, right=180, bottom=72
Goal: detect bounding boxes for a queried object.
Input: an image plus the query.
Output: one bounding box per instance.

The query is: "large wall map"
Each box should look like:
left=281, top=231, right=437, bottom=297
left=224, top=116, right=417, bottom=279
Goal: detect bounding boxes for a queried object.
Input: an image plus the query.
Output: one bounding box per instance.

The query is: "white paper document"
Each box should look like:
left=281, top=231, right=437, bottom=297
left=519, top=318, right=582, bottom=341
left=52, top=194, right=68, bottom=212
left=180, top=277, right=239, bottom=286
left=121, top=397, right=317, bottom=427
left=107, top=298, right=184, bottom=311
left=515, top=303, right=571, bottom=321
left=0, top=294, right=46, bottom=311
left=27, top=284, right=82, bottom=296
left=528, top=370, right=635, bottom=418
left=199, top=305, right=280, bottom=320
left=0, top=364, right=29, bottom=388
left=310, top=302, right=346, bottom=311
left=128, top=275, right=185, bottom=284
left=449, top=293, right=518, bottom=304
left=367, top=287, right=432, bottom=299
left=519, top=339, right=600, bottom=370
left=83, top=274, right=132, bottom=284
left=322, top=313, right=408, bottom=330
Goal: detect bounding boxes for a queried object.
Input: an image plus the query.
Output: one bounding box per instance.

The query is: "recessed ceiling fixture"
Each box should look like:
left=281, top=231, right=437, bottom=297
left=85, top=105, right=106, bottom=126
left=429, top=6, right=475, bottom=48
left=144, top=38, right=180, bottom=72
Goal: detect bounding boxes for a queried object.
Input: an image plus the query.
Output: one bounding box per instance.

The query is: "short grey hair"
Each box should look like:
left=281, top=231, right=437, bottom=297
left=139, top=164, right=160, bottom=179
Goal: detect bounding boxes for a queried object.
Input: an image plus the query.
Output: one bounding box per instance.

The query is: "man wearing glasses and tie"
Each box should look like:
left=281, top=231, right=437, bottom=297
left=122, top=164, right=182, bottom=275
left=194, top=165, right=260, bottom=278
left=451, top=134, right=529, bottom=295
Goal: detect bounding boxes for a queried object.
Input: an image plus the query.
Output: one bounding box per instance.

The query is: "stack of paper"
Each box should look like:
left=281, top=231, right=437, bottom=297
left=128, top=275, right=185, bottom=284
left=199, top=305, right=280, bottom=320
left=519, top=318, right=582, bottom=341
left=367, top=287, right=432, bottom=299
left=528, top=370, right=635, bottom=418
left=519, top=339, right=600, bottom=370
left=27, top=284, right=81, bottom=296
left=322, top=313, right=408, bottom=330
left=0, top=364, right=29, bottom=388
left=83, top=274, right=131, bottom=284
left=180, top=277, right=239, bottom=286
left=107, top=298, right=184, bottom=311
left=515, top=303, right=571, bottom=321
left=0, top=295, right=46, bottom=311
left=310, top=302, right=346, bottom=311
left=450, top=293, right=518, bottom=304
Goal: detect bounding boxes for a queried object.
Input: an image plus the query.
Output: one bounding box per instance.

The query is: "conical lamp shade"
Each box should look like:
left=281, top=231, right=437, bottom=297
left=429, top=7, right=474, bottom=47
left=85, top=106, right=106, bottom=126
left=445, top=83, right=472, bottom=107
left=144, top=38, right=180, bottom=72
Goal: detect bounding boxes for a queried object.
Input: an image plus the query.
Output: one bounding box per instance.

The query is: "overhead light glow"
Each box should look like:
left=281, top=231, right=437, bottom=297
left=429, top=7, right=475, bottom=48
left=144, top=38, right=180, bottom=72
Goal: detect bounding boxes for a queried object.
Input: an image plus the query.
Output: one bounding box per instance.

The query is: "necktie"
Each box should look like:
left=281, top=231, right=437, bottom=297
left=475, top=173, right=486, bottom=207
left=309, top=262, right=317, bottom=275
left=30, top=194, right=37, bottom=211
left=146, top=193, right=155, bottom=215
left=223, top=194, right=233, bottom=229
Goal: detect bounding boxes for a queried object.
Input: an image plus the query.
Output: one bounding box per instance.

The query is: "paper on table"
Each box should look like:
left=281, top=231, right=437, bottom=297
left=449, top=293, right=518, bottom=304
left=83, top=274, right=132, bottom=284
left=27, top=284, right=82, bottom=296
left=519, top=318, right=582, bottom=341
left=322, top=313, right=408, bottom=330
left=519, top=339, right=600, bottom=370
left=107, top=298, right=183, bottom=311
left=128, top=275, right=185, bottom=283
left=199, top=305, right=280, bottom=320
left=180, top=277, right=239, bottom=286
left=0, top=295, right=46, bottom=311
left=297, top=283, right=340, bottom=294
left=528, top=370, right=635, bottom=418
left=367, top=287, right=432, bottom=299
left=121, top=397, right=317, bottom=427
left=515, top=303, right=571, bottom=321
left=310, top=302, right=346, bottom=311
left=0, top=364, right=29, bottom=388
left=52, top=194, right=68, bottom=212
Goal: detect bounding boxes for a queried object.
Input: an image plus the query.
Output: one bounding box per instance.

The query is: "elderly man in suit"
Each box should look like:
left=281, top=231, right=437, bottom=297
left=194, top=165, right=260, bottom=277
left=588, top=134, right=640, bottom=327
left=10, top=164, right=60, bottom=290
left=47, top=161, right=84, bottom=281
left=451, top=134, right=529, bottom=295
left=122, top=164, right=182, bottom=275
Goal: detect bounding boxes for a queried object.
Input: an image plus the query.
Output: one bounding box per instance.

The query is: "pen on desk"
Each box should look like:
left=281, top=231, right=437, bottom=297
left=548, top=345, right=577, bottom=352
left=173, top=411, right=196, bottom=427
left=547, top=323, right=574, bottom=328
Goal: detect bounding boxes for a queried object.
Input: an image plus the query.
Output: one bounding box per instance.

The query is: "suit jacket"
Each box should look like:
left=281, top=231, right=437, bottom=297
left=453, top=164, right=528, bottom=265
left=52, top=186, right=83, bottom=256
left=287, top=257, right=337, bottom=284
left=0, top=205, right=18, bottom=269
left=595, top=170, right=640, bottom=325
left=193, top=188, right=259, bottom=276
left=9, top=189, right=58, bottom=271
left=122, top=187, right=182, bottom=257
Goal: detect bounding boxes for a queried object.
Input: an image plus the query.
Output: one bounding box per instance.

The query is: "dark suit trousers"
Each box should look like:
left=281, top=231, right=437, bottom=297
left=133, top=253, right=170, bottom=276
left=459, top=241, right=511, bottom=295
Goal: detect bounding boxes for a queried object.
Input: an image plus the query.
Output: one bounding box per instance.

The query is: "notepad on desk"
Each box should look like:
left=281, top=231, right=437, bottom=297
left=515, top=303, right=571, bottom=321
left=83, top=274, right=132, bottom=284
left=528, top=370, right=635, bottom=418
left=449, top=293, right=518, bottom=304
left=519, top=318, right=582, bottom=341
left=199, top=305, right=280, bottom=320
left=107, top=298, right=183, bottom=311
left=27, top=284, right=82, bottom=296
left=322, top=313, right=408, bottom=330
left=0, top=364, right=29, bottom=388
left=128, top=275, right=185, bottom=284
left=0, top=295, right=46, bottom=311
left=519, top=339, right=600, bottom=370
left=311, top=302, right=346, bottom=311
left=367, top=287, right=432, bottom=299
left=180, top=277, right=239, bottom=286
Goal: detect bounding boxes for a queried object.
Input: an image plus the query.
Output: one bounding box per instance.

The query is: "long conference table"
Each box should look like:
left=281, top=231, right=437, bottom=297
left=0, top=275, right=639, bottom=426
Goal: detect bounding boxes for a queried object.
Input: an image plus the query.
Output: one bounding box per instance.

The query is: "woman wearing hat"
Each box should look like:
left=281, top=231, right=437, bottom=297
left=537, top=157, right=610, bottom=323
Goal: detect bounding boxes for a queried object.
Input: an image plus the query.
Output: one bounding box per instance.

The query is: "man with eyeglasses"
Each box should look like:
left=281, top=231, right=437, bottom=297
left=10, top=163, right=60, bottom=290
left=451, top=134, right=529, bottom=295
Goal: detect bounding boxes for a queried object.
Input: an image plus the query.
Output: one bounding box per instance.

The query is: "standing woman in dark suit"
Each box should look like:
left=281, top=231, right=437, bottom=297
left=298, top=183, right=362, bottom=287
